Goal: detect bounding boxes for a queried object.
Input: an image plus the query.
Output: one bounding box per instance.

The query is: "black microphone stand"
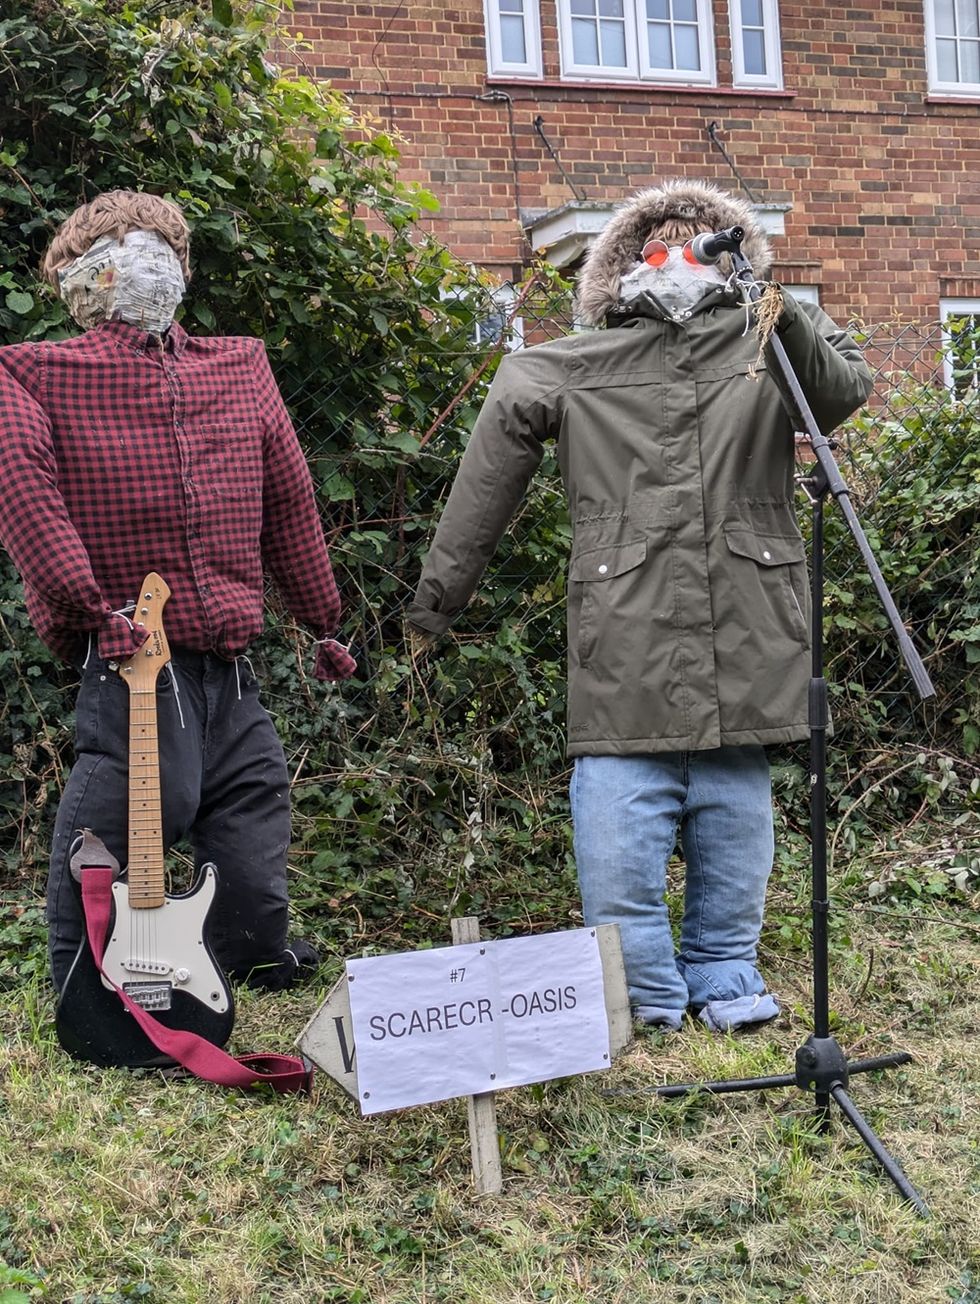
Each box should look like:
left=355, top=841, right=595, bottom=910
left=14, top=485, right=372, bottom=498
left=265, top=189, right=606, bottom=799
left=636, top=230, right=934, bottom=1215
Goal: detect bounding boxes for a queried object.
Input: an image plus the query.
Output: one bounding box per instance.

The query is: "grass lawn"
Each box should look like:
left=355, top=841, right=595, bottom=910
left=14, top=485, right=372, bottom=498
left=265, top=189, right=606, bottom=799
left=1, top=858, right=978, bottom=1304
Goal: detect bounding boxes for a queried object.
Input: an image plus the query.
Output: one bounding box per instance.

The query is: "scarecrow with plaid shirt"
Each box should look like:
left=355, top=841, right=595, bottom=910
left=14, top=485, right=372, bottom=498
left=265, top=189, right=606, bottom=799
left=0, top=190, right=355, bottom=994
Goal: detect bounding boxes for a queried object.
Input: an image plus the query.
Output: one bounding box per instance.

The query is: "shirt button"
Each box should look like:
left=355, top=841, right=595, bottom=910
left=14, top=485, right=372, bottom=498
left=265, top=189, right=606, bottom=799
left=200, top=585, right=211, bottom=596
left=763, top=550, right=772, bottom=560
left=598, top=564, right=608, bottom=575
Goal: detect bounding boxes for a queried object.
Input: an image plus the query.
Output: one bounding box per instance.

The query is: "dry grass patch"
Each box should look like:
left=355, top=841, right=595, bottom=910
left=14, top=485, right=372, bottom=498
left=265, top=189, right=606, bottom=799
left=0, top=900, right=977, bottom=1303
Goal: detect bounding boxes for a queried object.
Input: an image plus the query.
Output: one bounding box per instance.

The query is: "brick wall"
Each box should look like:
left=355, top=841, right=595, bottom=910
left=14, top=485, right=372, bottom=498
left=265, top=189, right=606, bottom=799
left=280, top=1, right=980, bottom=325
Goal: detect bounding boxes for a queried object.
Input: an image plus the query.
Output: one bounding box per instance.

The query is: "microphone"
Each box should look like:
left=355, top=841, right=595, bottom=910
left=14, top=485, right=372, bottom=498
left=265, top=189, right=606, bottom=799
left=688, top=225, right=745, bottom=265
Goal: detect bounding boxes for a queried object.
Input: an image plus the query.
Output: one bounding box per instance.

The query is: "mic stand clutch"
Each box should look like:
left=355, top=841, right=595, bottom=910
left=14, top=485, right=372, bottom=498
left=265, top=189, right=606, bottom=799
left=633, top=237, right=934, bottom=1216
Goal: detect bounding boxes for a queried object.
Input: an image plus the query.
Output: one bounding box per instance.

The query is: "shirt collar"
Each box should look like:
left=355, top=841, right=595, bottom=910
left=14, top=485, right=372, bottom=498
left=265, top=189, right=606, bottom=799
left=94, top=318, right=190, bottom=358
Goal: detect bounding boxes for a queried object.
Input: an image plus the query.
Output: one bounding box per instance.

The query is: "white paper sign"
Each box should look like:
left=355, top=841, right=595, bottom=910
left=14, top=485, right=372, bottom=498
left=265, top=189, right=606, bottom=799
left=345, top=928, right=610, bottom=1115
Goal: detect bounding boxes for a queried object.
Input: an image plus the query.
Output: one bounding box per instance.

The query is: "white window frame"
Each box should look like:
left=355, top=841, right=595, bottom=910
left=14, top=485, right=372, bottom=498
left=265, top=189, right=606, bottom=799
left=474, top=284, right=526, bottom=351
left=729, top=0, right=783, bottom=89
left=558, top=0, right=716, bottom=86
left=443, top=283, right=526, bottom=351
left=923, top=0, right=980, bottom=96
left=940, top=297, right=980, bottom=396
left=781, top=284, right=820, bottom=305
left=484, top=0, right=543, bottom=78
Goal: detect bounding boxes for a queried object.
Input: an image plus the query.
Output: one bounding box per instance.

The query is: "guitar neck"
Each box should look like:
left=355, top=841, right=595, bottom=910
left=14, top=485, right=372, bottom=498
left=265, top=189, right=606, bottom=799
left=126, top=674, right=166, bottom=909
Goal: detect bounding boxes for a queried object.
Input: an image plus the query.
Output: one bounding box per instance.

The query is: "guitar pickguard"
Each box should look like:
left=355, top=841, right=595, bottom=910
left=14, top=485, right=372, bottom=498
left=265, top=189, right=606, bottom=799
left=101, top=864, right=231, bottom=1014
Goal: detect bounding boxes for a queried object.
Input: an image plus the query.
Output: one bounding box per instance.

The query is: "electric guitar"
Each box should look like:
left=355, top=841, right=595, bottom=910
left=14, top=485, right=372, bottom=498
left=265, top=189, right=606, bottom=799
left=55, top=573, right=235, bottom=1067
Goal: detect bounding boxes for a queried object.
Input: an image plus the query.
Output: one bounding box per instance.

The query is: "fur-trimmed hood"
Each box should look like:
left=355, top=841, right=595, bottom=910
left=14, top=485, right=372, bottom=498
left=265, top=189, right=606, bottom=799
left=575, top=179, right=772, bottom=326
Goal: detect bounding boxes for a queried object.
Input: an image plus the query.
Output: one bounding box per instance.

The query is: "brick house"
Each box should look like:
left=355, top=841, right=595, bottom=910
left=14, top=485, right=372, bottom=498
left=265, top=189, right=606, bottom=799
left=282, top=2, right=979, bottom=344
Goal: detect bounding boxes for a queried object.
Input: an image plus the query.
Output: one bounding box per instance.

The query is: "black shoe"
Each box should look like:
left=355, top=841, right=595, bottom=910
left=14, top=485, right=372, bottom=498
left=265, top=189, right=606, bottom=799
left=241, top=939, right=321, bottom=992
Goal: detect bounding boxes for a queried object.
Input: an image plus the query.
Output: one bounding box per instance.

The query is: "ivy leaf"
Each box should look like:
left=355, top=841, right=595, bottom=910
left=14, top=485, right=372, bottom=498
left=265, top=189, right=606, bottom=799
left=211, top=0, right=234, bottom=25
left=5, top=291, right=34, bottom=315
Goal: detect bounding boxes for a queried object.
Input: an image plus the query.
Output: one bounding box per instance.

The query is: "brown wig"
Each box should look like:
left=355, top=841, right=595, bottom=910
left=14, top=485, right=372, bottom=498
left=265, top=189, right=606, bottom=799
left=42, top=190, right=191, bottom=291
left=642, top=217, right=714, bottom=247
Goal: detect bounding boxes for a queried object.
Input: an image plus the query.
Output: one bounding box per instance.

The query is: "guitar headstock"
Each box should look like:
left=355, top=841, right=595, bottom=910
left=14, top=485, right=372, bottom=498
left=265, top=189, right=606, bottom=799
left=116, top=572, right=172, bottom=692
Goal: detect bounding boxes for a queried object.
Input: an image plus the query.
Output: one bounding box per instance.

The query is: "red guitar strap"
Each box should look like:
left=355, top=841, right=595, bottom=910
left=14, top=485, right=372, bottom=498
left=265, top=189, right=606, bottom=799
left=80, top=867, right=313, bottom=1094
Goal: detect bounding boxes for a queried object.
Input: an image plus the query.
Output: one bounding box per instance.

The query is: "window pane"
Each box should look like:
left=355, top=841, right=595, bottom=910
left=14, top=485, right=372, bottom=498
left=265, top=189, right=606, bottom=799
left=674, top=24, right=701, bottom=68
left=741, top=0, right=764, bottom=24
left=936, top=0, right=956, bottom=34
left=600, top=17, right=628, bottom=63
left=646, top=0, right=669, bottom=16
left=599, top=0, right=625, bottom=15
left=961, top=37, right=980, bottom=78
left=499, top=0, right=524, bottom=10
left=500, top=13, right=527, bottom=60
left=648, top=22, right=672, bottom=66
left=743, top=28, right=766, bottom=73
left=571, top=0, right=595, bottom=15
left=572, top=18, right=600, bottom=63
left=674, top=0, right=697, bottom=20
left=957, top=0, right=980, bottom=38
left=937, top=36, right=959, bottom=78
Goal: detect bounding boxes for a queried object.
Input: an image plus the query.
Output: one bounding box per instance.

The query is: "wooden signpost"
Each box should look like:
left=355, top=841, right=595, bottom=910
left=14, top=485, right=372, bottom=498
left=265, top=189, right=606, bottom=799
left=297, top=919, right=631, bottom=1194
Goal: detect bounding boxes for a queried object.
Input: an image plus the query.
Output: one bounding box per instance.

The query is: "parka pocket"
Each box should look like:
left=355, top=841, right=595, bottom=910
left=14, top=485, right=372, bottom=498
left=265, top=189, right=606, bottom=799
left=568, top=539, right=647, bottom=667
left=724, top=527, right=810, bottom=647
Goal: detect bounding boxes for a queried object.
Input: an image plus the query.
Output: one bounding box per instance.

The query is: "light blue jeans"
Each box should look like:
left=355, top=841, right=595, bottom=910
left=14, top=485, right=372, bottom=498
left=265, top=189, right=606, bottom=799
left=570, top=747, right=774, bottom=1020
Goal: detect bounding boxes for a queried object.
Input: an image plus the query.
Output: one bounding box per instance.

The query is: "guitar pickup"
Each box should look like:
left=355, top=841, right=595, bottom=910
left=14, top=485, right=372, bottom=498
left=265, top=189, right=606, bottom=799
left=122, top=982, right=173, bottom=1011
left=123, top=958, right=172, bottom=976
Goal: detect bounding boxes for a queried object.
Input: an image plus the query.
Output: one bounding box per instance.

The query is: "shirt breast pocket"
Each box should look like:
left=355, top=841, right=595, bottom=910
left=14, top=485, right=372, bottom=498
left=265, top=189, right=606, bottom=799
left=191, top=424, right=262, bottom=500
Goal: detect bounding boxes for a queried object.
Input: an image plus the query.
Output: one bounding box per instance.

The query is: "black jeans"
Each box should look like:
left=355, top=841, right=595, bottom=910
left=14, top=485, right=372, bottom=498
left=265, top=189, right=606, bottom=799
left=48, top=650, right=292, bottom=991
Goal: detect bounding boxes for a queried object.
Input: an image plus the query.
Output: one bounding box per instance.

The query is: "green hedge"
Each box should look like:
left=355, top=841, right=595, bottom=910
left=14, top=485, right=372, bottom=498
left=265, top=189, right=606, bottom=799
left=0, top=0, right=976, bottom=942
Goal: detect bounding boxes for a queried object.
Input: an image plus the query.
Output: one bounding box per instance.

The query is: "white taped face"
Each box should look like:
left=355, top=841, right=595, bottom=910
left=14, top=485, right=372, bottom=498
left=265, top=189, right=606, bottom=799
left=619, top=246, right=725, bottom=318
left=58, top=229, right=186, bottom=333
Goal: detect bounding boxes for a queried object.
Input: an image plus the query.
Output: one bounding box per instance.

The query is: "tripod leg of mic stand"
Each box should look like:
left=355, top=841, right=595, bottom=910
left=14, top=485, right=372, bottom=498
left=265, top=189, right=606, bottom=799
left=829, top=1083, right=929, bottom=1216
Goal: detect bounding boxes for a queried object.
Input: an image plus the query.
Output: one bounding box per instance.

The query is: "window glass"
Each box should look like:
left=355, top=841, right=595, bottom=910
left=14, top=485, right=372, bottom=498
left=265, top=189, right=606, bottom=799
left=648, top=23, right=672, bottom=64
left=962, top=38, right=980, bottom=79
left=743, top=27, right=766, bottom=73
left=958, top=0, right=980, bottom=35
left=501, top=13, right=528, bottom=60
left=601, top=20, right=628, bottom=63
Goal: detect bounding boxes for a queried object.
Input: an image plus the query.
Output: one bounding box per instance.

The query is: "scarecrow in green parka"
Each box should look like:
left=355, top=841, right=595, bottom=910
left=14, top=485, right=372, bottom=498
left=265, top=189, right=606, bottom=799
left=408, top=179, right=873, bottom=1033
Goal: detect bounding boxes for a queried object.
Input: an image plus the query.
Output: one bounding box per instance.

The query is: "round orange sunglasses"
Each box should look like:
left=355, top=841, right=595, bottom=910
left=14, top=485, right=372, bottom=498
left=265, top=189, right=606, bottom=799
left=641, top=239, right=701, bottom=267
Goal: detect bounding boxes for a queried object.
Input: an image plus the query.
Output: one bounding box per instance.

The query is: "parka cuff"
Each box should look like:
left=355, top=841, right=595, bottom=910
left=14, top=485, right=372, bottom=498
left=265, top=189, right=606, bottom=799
left=405, top=603, right=453, bottom=637
left=774, top=288, right=800, bottom=333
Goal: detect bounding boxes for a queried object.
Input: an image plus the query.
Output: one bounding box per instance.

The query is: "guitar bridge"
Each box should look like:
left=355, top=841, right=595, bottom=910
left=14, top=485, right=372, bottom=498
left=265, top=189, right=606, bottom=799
left=122, top=982, right=173, bottom=1011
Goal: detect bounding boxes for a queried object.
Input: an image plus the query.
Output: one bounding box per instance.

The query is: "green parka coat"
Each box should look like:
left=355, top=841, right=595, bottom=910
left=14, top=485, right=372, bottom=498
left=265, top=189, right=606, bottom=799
left=408, top=182, right=873, bottom=757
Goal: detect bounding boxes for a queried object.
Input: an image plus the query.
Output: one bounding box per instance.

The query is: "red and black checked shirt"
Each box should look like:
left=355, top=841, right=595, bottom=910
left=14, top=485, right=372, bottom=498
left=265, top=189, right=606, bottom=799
left=0, top=320, right=356, bottom=681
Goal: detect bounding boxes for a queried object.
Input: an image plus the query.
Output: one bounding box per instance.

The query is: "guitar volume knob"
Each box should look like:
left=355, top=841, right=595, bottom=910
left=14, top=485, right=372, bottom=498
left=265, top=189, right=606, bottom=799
left=174, top=967, right=191, bottom=984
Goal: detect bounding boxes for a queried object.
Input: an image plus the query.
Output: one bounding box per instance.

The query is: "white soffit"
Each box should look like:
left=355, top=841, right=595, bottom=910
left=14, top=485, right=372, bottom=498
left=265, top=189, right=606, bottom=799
left=525, top=202, right=616, bottom=268
left=526, top=200, right=792, bottom=266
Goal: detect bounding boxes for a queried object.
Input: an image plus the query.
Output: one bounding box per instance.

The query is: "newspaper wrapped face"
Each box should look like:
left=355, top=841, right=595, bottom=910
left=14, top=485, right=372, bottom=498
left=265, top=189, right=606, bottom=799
left=58, top=229, right=186, bottom=333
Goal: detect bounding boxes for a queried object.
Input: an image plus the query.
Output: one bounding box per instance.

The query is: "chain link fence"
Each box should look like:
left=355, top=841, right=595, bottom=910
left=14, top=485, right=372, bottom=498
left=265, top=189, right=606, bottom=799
left=2, top=294, right=976, bottom=936
left=276, top=300, right=974, bottom=756
left=227, top=295, right=976, bottom=940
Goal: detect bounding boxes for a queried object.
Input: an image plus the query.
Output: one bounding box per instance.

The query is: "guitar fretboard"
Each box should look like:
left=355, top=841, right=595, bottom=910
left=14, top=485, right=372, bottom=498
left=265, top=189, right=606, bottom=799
left=126, top=682, right=165, bottom=909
